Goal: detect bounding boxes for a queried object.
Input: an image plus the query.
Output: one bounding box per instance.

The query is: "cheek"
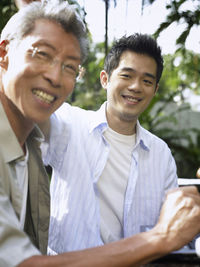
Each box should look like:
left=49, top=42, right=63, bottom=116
left=144, top=87, right=156, bottom=97
left=145, top=91, right=155, bottom=105
left=106, top=83, right=117, bottom=96
left=5, top=62, right=33, bottom=87
left=0, top=79, right=21, bottom=109
left=108, top=86, right=121, bottom=101
left=5, top=63, right=41, bottom=93
left=2, top=64, right=34, bottom=100
left=63, top=81, right=76, bottom=99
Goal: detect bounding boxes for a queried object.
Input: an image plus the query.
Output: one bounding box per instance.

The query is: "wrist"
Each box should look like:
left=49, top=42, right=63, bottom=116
left=147, top=226, right=171, bottom=255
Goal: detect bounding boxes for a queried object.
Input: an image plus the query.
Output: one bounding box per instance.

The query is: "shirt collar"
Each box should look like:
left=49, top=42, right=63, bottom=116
left=89, top=101, right=150, bottom=151
left=0, top=101, right=43, bottom=163
left=89, top=102, right=108, bottom=134
left=30, top=124, right=45, bottom=143
left=135, top=121, right=150, bottom=151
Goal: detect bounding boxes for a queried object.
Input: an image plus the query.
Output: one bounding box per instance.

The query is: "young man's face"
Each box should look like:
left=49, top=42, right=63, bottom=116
left=0, top=19, right=81, bottom=123
left=101, top=50, right=158, bottom=133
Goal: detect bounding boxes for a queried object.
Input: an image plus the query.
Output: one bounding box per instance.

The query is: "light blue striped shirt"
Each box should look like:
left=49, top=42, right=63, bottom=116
left=42, top=102, right=178, bottom=254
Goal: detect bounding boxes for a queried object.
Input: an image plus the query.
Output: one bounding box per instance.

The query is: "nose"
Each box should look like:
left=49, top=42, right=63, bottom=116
left=128, top=78, right=141, bottom=93
left=43, top=63, right=62, bottom=88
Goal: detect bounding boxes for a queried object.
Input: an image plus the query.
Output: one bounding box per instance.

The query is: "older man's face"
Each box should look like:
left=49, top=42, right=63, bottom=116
left=0, top=19, right=81, bottom=124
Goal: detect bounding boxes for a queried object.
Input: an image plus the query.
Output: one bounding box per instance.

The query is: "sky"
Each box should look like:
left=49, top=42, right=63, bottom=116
left=77, top=0, right=200, bottom=55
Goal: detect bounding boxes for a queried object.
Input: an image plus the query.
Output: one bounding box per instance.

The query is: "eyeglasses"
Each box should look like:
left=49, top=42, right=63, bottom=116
left=29, top=46, right=85, bottom=81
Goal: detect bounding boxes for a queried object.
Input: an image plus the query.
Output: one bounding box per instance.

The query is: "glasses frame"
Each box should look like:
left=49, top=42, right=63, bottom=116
left=30, top=46, right=85, bottom=81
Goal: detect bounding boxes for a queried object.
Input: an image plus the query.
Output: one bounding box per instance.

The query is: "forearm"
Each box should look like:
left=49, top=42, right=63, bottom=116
left=17, top=230, right=166, bottom=267
left=16, top=187, right=200, bottom=267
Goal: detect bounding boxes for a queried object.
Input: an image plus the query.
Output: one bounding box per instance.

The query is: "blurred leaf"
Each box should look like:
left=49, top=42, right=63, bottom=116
left=154, top=0, right=200, bottom=52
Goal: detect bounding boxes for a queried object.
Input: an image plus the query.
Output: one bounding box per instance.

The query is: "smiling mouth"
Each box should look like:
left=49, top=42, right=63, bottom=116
left=122, top=95, right=141, bottom=103
left=32, top=89, right=56, bottom=104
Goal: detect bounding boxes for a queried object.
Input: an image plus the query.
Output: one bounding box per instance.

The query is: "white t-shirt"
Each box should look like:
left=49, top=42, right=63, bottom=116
left=97, top=127, right=136, bottom=243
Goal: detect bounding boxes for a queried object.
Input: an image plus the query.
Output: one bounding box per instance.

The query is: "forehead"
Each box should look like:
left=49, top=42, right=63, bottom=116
left=17, top=18, right=81, bottom=60
left=117, top=50, right=157, bottom=75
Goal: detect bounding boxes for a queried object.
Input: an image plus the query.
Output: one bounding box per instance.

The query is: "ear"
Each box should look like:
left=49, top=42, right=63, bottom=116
left=100, top=70, right=109, bottom=90
left=154, top=83, right=159, bottom=95
left=0, top=40, right=9, bottom=69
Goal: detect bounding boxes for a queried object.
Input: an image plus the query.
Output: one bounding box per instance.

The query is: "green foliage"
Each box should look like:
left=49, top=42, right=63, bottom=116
left=141, top=90, right=200, bottom=178
left=140, top=50, right=200, bottom=178
left=167, top=127, right=200, bottom=178
left=68, top=41, right=107, bottom=110
left=0, top=0, right=17, bottom=31
left=154, top=0, right=200, bottom=51
left=162, top=50, right=200, bottom=94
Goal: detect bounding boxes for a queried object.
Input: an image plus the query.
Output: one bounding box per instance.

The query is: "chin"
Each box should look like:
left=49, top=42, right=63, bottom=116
left=120, top=113, right=138, bottom=122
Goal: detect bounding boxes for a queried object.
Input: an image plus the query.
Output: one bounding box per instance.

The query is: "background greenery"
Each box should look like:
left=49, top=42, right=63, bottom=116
left=1, top=0, right=200, bottom=178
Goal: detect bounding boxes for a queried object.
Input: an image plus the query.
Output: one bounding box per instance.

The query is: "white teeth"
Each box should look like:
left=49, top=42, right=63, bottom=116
left=33, top=89, right=55, bottom=104
left=126, top=96, right=139, bottom=103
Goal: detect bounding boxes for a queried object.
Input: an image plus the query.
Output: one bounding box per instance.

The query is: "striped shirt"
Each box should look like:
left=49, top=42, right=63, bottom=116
left=42, top=102, right=178, bottom=254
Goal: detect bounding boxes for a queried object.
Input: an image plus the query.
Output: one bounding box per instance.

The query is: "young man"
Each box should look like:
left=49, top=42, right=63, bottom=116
left=44, top=34, right=178, bottom=254
left=4, top=0, right=200, bottom=266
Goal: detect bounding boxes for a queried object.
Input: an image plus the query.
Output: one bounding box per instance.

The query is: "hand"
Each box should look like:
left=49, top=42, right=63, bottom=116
left=154, top=186, right=200, bottom=253
left=15, top=0, right=41, bottom=9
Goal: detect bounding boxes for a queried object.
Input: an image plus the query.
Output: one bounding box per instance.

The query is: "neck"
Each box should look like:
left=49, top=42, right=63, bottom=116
left=0, top=92, right=34, bottom=149
left=106, top=110, right=137, bottom=136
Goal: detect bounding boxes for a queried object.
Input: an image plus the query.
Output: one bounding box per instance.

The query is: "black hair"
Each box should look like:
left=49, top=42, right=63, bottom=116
left=104, top=33, right=163, bottom=83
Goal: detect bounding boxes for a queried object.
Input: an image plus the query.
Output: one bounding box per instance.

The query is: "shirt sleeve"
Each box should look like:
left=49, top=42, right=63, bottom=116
left=0, top=177, right=41, bottom=267
left=164, top=147, right=178, bottom=192
left=41, top=103, right=70, bottom=169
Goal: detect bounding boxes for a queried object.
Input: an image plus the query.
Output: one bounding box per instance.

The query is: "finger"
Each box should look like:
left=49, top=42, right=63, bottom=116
left=165, top=186, right=199, bottom=199
left=179, top=185, right=199, bottom=194
left=178, top=187, right=200, bottom=208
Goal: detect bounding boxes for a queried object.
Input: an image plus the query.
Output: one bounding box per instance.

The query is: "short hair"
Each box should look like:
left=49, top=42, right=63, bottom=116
left=104, top=33, right=163, bottom=83
left=1, top=0, right=88, bottom=63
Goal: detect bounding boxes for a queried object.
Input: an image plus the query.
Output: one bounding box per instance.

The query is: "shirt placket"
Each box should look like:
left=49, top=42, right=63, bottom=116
left=123, top=147, right=139, bottom=238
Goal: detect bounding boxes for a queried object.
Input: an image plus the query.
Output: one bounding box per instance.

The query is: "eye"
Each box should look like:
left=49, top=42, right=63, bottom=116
left=120, top=73, right=131, bottom=78
left=62, top=63, right=77, bottom=75
left=34, top=49, right=52, bottom=62
left=143, top=79, right=153, bottom=85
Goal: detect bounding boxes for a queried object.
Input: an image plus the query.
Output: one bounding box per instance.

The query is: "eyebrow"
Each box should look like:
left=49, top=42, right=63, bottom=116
left=32, top=40, right=81, bottom=61
left=120, top=67, right=156, bottom=80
